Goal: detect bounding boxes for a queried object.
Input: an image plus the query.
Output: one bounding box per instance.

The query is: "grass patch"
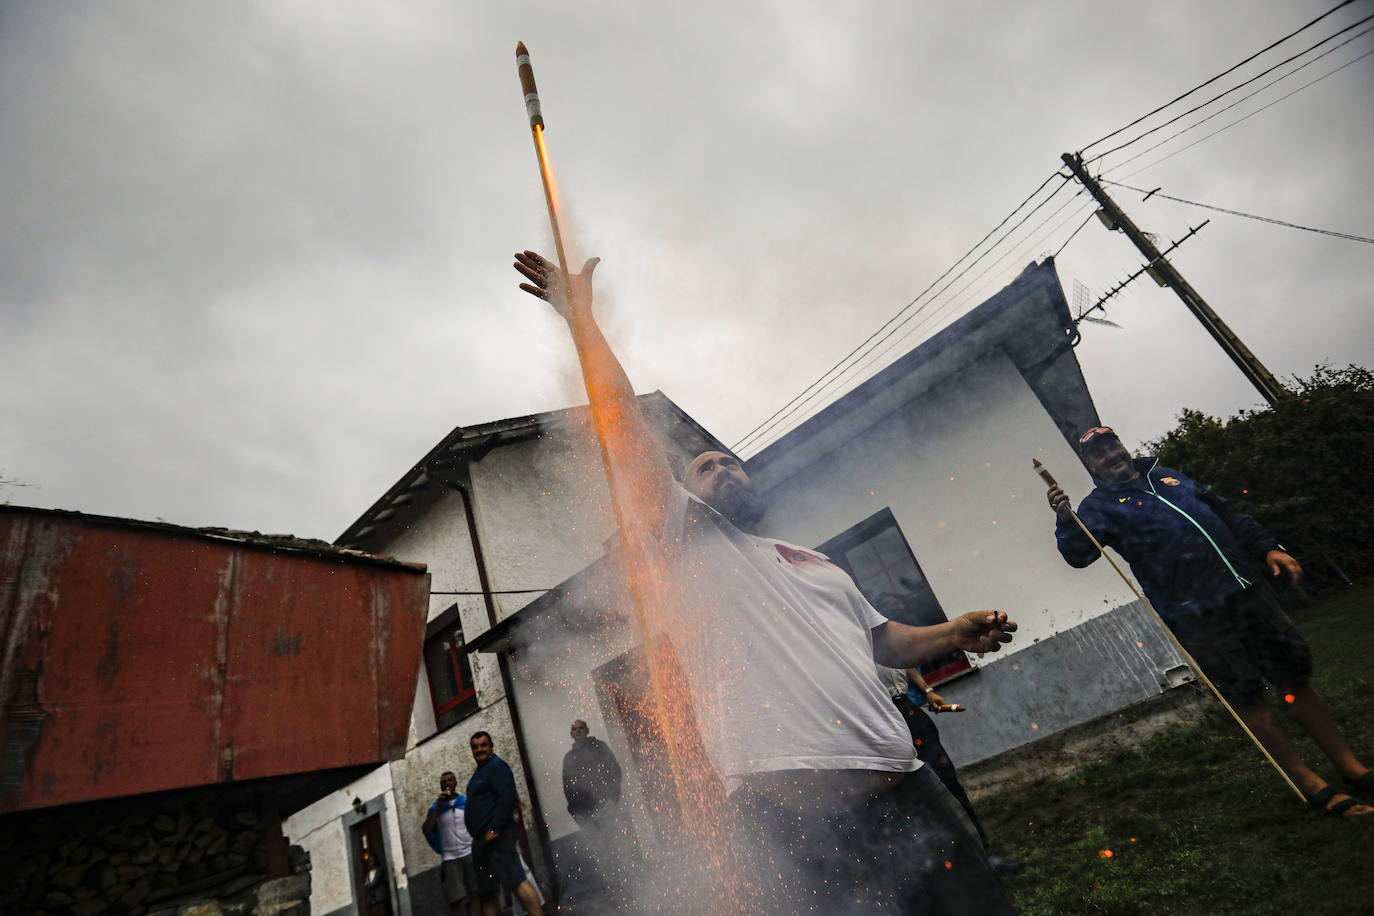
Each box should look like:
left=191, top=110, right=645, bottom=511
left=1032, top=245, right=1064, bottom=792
left=977, top=583, right=1374, bottom=915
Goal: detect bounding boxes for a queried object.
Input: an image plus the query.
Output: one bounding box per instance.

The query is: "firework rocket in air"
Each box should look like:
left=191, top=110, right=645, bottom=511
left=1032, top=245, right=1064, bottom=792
left=515, top=41, right=544, bottom=129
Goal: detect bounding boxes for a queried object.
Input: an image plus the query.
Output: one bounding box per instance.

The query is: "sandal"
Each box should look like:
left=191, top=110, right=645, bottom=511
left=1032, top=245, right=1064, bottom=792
left=1306, top=785, right=1370, bottom=818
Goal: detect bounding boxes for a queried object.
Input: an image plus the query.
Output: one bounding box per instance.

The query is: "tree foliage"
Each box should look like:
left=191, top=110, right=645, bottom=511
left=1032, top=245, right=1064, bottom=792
left=1145, top=364, right=1374, bottom=581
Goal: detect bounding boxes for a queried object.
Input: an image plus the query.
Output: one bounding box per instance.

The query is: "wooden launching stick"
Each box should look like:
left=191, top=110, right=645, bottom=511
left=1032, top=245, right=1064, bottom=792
left=1034, top=458, right=1304, bottom=801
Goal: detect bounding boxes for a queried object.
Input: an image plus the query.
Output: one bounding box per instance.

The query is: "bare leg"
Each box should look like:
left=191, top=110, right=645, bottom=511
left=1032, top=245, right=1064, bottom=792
left=513, top=880, right=544, bottom=916
left=481, top=900, right=500, bottom=916
left=1279, top=682, right=1371, bottom=781
left=1235, top=699, right=1372, bottom=815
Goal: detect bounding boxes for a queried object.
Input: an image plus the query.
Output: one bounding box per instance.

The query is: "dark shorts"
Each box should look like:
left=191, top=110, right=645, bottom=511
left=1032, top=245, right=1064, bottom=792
left=440, top=854, right=477, bottom=903
left=471, top=831, right=527, bottom=900
left=730, top=765, right=1015, bottom=915
left=1169, top=585, right=1313, bottom=705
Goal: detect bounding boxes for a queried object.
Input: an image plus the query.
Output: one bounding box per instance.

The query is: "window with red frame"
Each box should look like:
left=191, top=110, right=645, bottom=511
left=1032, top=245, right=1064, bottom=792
left=424, top=609, right=479, bottom=731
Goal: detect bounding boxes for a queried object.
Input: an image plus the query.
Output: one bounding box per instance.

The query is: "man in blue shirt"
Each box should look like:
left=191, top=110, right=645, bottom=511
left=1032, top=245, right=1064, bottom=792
left=464, top=732, right=543, bottom=915
left=422, top=771, right=478, bottom=916
left=1048, top=426, right=1372, bottom=817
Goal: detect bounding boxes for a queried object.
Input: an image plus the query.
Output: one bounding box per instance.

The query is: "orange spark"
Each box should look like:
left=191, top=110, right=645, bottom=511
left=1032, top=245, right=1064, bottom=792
left=1284, top=693, right=1296, bottom=704
left=1099, top=849, right=1114, bottom=859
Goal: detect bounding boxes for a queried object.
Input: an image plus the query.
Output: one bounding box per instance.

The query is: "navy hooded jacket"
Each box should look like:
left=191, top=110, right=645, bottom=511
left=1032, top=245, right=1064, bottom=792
left=1055, top=457, right=1280, bottom=621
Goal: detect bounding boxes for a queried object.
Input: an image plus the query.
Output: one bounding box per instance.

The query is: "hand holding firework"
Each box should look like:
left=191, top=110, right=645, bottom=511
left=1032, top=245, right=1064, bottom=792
left=922, top=690, right=965, bottom=713
left=514, top=249, right=600, bottom=322
left=1033, top=458, right=1073, bottom=518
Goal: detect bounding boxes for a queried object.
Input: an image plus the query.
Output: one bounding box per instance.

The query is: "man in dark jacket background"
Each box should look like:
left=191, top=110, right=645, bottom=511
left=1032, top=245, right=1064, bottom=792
left=1047, top=426, right=1372, bottom=817
left=562, top=719, right=623, bottom=819
left=561, top=719, right=638, bottom=896
left=465, top=732, right=543, bottom=915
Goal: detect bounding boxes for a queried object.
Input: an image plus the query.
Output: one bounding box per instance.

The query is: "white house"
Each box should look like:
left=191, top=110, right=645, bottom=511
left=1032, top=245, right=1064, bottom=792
left=285, top=257, right=1186, bottom=914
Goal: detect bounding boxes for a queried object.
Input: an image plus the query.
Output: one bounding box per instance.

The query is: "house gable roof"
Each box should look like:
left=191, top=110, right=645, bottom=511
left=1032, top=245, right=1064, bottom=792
left=744, top=257, right=1097, bottom=491
left=336, top=391, right=728, bottom=549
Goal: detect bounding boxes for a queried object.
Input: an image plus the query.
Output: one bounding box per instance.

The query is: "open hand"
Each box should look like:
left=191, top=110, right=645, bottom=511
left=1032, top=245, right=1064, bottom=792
left=514, top=250, right=599, bottom=321
left=952, top=610, right=1016, bottom=654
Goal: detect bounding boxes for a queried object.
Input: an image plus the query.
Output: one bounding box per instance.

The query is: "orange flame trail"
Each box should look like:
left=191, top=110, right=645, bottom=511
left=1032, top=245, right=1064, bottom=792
left=518, top=45, right=735, bottom=897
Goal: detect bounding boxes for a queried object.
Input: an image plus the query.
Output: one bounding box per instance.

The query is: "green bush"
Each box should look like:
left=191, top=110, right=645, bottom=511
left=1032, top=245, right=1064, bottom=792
left=1145, top=364, right=1374, bottom=580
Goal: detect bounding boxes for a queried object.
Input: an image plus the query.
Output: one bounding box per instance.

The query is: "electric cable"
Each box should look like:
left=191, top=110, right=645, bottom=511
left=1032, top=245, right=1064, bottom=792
left=1054, top=208, right=1101, bottom=258
left=1090, top=11, right=1374, bottom=165
left=1079, top=0, right=1360, bottom=155
left=432, top=588, right=553, bottom=595
left=1112, top=46, right=1374, bottom=181
left=1100, top=179, right=1374, bottom=244
left=728, top=170, right=1068, bottom=454
left=852, top=195, right=1094, bottom=379
left=809, top=199, right=1097, bottom=429
left=753, top=185, right=1094, bottom=450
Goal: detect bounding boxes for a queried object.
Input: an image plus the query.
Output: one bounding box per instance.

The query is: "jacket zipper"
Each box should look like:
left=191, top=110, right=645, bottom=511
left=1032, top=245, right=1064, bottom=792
left=1141, top=458, right=1251, bottom=589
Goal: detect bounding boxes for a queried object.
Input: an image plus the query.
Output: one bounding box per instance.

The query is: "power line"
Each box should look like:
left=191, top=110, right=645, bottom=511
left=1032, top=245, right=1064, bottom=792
left=1112, top=46, right=1374, bottom=181
left=1090, top=11, right=1374, bottom=165
left=432, top=588, right=552, bottom=595
left=1079, top=0, right=1360, bottom=155
left=1105, top=28, right=1374, bottom=176
left=733, top=175, right=1076, bottom=455
left=1100, top=178, right=1374, bottom=244
left=1054, top=208, right=1099, bottom=258
left=846, top=195, right=1094, bottom=382
left=728, top=170, right=1068, bottom=455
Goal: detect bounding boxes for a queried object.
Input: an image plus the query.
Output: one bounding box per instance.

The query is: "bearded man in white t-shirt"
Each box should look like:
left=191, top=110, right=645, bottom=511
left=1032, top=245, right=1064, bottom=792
left=513, top=250, right=1018, bottom=915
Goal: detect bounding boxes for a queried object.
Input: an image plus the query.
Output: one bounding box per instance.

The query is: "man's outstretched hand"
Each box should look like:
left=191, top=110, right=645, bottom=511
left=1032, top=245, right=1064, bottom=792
left=952, top=611, right=1016, bottom=654
left=514, top=250, right=599, bottom=321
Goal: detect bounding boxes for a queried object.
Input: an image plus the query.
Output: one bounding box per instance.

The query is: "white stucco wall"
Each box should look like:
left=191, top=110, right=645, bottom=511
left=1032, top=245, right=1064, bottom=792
left=284, top=413, right=715, bottom=912
left=759, top=349, right=1136, bottom=656
left=283, top=765, right=405, bottom=916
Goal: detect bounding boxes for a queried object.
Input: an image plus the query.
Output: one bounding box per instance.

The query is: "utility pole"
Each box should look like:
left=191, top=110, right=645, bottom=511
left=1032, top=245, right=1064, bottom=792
left=1061, top=152, right=1287, bottom=405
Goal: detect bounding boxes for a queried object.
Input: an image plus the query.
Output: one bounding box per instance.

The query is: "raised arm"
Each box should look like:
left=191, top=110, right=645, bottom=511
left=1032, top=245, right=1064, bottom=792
left=514, top=251, right=674, bottom=534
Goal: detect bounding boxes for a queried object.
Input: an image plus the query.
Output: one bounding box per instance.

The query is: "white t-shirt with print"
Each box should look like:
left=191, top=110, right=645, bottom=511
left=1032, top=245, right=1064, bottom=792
left=656, top=484, right=920, bottom=779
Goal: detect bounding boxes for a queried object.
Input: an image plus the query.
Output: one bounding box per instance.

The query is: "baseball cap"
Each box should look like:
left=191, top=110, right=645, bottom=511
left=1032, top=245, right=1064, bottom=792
left=1078, top=426, right=1120, bottom=454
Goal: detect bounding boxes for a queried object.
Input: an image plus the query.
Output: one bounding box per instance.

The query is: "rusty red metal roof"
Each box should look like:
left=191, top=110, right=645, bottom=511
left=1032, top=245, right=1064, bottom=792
left=0, top=505, right=429, bottom=814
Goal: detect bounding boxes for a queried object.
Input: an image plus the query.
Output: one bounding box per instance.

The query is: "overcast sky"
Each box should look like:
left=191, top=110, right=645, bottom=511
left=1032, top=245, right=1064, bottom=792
left=2, top=0, right=1370, bottom=540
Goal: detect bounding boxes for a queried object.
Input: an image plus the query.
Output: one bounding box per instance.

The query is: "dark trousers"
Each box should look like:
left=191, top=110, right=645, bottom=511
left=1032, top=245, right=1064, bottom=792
left=730, top=766, right=1015, bottom=915
left=892, top=694, right=990, bottom=849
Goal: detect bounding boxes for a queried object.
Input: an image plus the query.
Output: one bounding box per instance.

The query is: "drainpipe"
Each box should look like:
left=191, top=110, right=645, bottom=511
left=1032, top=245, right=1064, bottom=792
left=450, top=478, right=560, bottom=904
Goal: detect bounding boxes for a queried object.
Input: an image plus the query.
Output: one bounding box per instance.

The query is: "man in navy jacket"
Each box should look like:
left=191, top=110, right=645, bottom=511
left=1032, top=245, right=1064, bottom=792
left=464, top=732, right=543, bottom=915
left=1048, top=427, right=1372, bottom=817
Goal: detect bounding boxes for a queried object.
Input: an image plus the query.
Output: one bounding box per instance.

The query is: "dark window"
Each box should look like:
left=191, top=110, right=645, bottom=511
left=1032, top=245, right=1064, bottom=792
left=817, top=508, right=971, bottom=686
left=424, top=608, right=479, bottom=731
